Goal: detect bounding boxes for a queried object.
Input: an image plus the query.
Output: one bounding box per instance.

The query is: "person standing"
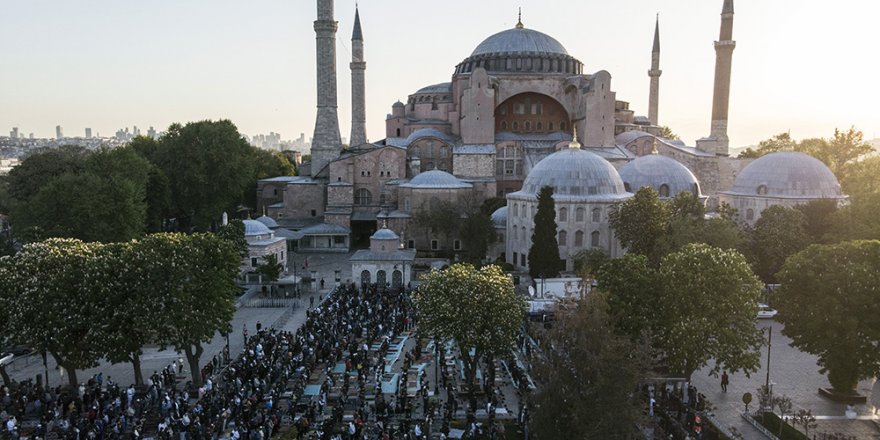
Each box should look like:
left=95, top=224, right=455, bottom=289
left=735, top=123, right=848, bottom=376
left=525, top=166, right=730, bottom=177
left=721, top=371, right=729, bottom=393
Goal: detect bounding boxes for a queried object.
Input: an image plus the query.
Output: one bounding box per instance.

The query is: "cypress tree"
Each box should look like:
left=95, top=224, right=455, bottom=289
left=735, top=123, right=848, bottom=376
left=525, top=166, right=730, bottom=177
left=529, top=186, right=563, bottom=278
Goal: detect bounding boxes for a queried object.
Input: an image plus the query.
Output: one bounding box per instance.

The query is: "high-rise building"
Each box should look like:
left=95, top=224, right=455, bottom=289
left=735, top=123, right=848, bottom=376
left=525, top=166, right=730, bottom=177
left=10, top=127, right=19, bottom=139
left=85, top=128, right=92, bottom=139
left=56, top=125, right=63, bottom=140
left=147, top=126, right=157, bottom=139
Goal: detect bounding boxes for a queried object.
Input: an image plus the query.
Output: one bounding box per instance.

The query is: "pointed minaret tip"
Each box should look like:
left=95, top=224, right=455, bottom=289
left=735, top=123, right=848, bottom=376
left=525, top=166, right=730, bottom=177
left=722, top=0, right=734, bottom=14
left=352, top=5, right=363, bottom=40
left=652, top=14, right=660, bottom=53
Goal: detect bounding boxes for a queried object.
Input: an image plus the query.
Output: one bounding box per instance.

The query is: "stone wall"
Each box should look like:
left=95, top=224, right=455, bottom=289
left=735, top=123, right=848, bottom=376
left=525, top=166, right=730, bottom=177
left=280, top=183, right=325, bottom=220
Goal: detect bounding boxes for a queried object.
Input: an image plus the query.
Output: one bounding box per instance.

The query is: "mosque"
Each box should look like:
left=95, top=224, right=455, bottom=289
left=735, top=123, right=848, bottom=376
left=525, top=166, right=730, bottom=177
left=256, top=0, right=846, bottom=278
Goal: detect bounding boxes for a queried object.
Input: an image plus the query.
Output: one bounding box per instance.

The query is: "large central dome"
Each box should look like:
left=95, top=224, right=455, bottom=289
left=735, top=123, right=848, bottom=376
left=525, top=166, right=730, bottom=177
left=471, top=27, right=569, bottom=57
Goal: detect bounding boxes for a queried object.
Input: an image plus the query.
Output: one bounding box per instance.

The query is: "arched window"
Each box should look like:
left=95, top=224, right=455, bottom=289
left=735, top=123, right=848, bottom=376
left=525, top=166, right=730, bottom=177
left=536, top=122, right=543, bottom=131
left=592, top=208, right=601, bottom=222
left=757, top=185, right=768, bottom=195
left=548, top=122, right=554, bottom=131
left=576, top=208, right=585, bottom=222
left=591, top=231, right=600, bottom=247
left=524, top=121, right=531, bottom=131
left=559, top=207, right=568, bottom=222
left=746, top=208, right=755, bottom=221
left=513, top=204, right=519, bottom=217
left=560, top=121, right=567, bottom=131
left=521, top=226, right=527, bottom=240
left=575, top=230, right=584, bottom=246
left=500, top=121, right=508, bottom=130
left=440, top=146, right=449, bottom=158
left=659, top=184, right=670, bottom=198
left=558, top=230, right=567, bottom=246
left=396, top=128, right=401, bottom=137
left=355, top=188, right=372, bottom=205
left=512, top=122, right=519, bottom=130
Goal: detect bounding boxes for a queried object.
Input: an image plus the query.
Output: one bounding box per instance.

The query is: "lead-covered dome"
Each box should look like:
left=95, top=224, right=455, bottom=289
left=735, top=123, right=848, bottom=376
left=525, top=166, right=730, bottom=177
left=243, top=219, right=272, bottom=237
left=400, top=170, right=472, bottom=189
left=255, top=215, right=279, bottom=229
left=619, top=155, right=702, bottom=198
left=456, top=25, right=583, bottom=75
left=471, top=28, right=568, bottom=57
left=520, top=148, right=628, bottom=200
left=727, top=152, right=845, bottom=199
left=371, top=228, right=399, bottom=240
left=491, top=207, right=508, bottom=228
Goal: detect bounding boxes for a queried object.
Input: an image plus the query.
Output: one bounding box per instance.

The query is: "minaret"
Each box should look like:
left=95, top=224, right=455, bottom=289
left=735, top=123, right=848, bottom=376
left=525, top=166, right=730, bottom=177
left=349, top=6, right=367, bottom=148
left=311, top=0, right=343, bottom=177
left=709, top=0, right=736, bottom=155
left=648, top=15, right=662, bottom=126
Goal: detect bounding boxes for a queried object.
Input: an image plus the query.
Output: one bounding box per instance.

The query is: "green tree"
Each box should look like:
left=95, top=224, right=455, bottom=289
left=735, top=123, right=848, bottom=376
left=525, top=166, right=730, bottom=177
left=737, top=132, right=797, bottom=159
left=658, top=125, right=680, bottom=140
left=823, top=127, right=873, bottom=177
left=91, top=241, right=158, bottom=386
left=479, top=197, right=507, bottom=216
left=458, top=210, right=496, bottom=265
left=413, top=264, right=525, bottom=411
left=609, top=186, right=669, bottom=263
left=747, top=205, right=810, bottom=283
left=794, top=199, right=839, bottom=244
left=531, top=292, right=651, bottom=439
left=6, top=238, right=105, bottom=386
left=243, top=148, right=296, bottom=209
left=572, top=247, right=609, bottom=278
left=151, top=120, right=256, bottom=230
left=217, top=219, right=248, bottom=258
left=256, top=254, right=284, bottom=285
left=656, top=243, right=764, bottom=381
left=0, top=257, right=14, bottom=386
left=412, top=199, right=462, bottom=252
left=840, top=156, right=880, bottom=199
left=150, top=233, right=239, bottom=388
left=776, top=240, right=880, bottom=393
left=4, top=145, right=90, bottom=202
left=528, top=186, right=563, bottom=278
left=828, top=192, right=880, bottom=242
left=595, top=253, right=658, bottom=339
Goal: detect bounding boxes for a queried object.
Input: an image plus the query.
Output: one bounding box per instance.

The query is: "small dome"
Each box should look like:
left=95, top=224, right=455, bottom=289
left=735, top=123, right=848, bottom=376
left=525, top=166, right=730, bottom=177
left=520, top=148, right=628, bottom=199
left=415, top=83, right=452, bottom=94
left=255, top=215, right=279, bottom=229
left=491, top=207, right=508, bottom=228
left=243, top=219, right=272, bottom=237
left=727, top=152, right=845, bottom=199
left=471, top=27, right=568, bottom=57
left=392, top=101, right=405, bottom=107
left=371, top=228, right=399, bottom=240
left=400, top=170, right=473, bottom=189
left=619, top=155, right=701, bottom=198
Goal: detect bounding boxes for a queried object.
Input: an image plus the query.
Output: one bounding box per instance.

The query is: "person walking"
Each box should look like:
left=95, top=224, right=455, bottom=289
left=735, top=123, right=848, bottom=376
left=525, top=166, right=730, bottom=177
left=721, top=371, right=729, bottom=393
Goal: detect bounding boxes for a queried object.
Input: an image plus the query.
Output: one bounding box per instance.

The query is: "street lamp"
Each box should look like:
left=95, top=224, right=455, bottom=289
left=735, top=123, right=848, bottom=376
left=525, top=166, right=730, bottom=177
left=764, top=326, right=773, bottom=404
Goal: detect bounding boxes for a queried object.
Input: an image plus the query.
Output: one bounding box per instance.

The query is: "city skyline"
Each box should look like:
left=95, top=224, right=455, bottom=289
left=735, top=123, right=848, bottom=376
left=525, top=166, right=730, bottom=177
left=1, top=1, right=878, bottom=147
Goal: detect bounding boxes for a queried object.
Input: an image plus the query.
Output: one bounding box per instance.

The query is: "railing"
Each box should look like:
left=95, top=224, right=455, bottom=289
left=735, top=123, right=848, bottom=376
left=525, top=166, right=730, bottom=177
left=741, top=411, right=781, bottom=440
left=242, top=297, right=301, bottom=308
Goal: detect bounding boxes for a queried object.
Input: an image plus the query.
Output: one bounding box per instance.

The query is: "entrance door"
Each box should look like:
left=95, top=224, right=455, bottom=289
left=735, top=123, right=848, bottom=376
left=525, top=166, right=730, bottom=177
left=360, top=270, right=371, bottom=286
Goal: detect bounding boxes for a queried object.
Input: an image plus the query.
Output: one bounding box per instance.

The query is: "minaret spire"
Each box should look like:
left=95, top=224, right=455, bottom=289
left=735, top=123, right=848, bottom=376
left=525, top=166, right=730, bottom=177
left=648, top=14, right=662, bottom=126
left=699, top=0, right=736, bottom=156
left=311, top=0, right=343, bottom=177
left=349, top=5, right=367, bottom=147
left=516, top=8, right=524, bottom=29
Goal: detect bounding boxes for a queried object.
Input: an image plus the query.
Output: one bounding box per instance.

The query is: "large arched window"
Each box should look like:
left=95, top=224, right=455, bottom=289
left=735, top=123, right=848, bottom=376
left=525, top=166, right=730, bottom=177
left=592, top=208, right=601, bottom=222
left=576, top=208, right=585, bottom=222
left=355, top=188, right=372, bottom=205
left=574, top=230, right=584, bottom=246
left=559, top=207, right=568, bottom=222
left=757, top=185, right=768, bottom=195
left=746, top=208, right=755, bottom=221
left=513, top=203, right=519, bottom=217
left=558, top=230, right=567, bottom=246
left=495, top=92, right=570, bottom=134
left=591, top=231, right=600, bottom=247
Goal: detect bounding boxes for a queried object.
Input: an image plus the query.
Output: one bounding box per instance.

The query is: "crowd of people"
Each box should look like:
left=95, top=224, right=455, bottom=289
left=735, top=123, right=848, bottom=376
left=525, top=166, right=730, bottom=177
left=0, top=282, right=432, bottom=440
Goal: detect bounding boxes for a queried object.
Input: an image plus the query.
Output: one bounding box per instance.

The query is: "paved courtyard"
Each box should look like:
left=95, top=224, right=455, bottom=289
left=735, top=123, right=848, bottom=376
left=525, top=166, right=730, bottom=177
left=691, top=319, right=880, bottom=439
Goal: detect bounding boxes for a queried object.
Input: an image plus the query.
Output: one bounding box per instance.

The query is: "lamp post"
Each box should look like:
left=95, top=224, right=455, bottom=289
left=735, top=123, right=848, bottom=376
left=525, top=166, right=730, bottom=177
left=765, top=326, right=773, bottom=404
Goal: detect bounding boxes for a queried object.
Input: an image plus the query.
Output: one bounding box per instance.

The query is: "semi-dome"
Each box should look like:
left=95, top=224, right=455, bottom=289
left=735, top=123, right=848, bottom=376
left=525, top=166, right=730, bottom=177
left=243, top=219, right=272, bottom=237
left=471, top=27, right=569, bottom=57
left=491, top=206, right=508, bottom=228
left=619, top=154, right=702, bottom=198
left=520, top=148, right=628, bottom=199
left=726, top=152, right=845, bottom=199
left=371, top=228, right=400, bottom=240
left=415, top=83, right=452, bottom=94
left=255, top=215, right=279, bottom=229
left=400, top=170, right=473, bottom=189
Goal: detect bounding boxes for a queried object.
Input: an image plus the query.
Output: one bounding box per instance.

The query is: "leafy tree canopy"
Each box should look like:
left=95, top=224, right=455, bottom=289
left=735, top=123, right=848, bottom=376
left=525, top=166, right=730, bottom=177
left=776, top=240, right=880, bottom=392
left=746, top=205, right=810, bottom=283
left=609, top=186, right=669, bottom=263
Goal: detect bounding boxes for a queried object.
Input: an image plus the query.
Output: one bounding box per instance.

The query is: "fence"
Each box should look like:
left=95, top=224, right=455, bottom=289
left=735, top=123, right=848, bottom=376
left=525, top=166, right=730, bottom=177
left=242, top=298, right=301, bottom=308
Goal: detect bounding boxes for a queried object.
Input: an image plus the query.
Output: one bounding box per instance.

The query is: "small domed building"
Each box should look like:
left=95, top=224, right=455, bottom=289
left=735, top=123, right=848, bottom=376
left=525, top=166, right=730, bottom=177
left=488, top=206, right=508, bottom=261
left=719, top=152, right=847, bottom=225
left=618, top=152, right=704, bottom=201
left=506, top=135, right=632, bottom=271
left=241, top=219, right=288, bottom=278
left=350, top=226, right=416, bottom=289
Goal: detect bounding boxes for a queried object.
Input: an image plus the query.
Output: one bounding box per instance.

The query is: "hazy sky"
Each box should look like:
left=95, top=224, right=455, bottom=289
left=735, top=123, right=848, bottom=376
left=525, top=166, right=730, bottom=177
left=1, top=0, right=878, bottom=147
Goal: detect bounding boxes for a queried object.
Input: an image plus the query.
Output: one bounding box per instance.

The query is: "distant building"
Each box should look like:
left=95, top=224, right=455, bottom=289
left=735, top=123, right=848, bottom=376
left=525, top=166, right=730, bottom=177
left=85, top=128, right=92, bottom=139
left=56, top=125, right=63, bottom=140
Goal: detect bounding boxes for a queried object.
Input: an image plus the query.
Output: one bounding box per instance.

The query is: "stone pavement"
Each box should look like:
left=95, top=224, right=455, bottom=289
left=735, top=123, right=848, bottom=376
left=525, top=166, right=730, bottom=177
left=691, top=319, right=880, bottom=439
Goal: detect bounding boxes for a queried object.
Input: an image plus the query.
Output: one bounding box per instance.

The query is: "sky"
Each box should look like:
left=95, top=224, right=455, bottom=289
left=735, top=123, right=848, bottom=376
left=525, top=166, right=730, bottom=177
left=1, top=0, right=878, bottom=148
